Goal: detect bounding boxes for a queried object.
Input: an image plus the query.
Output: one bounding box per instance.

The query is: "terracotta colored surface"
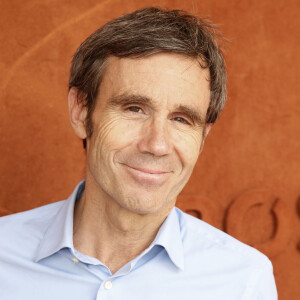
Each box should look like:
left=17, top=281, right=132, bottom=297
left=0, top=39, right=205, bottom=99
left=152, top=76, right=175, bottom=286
left=0, top=0, right=299, bottom=298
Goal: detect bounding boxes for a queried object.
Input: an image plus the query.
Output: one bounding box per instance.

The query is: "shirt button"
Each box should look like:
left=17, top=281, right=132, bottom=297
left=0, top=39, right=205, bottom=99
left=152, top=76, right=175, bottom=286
left=71, top=257, right=79, bottom=263
left=104, top=280, right=112, bottom=290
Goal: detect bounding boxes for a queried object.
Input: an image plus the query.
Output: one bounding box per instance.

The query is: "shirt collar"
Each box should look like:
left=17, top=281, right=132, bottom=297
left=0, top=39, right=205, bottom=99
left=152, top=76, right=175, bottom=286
left=34, top=181, right=85, bottom=262
left=152, top=207, right=185, bottom=270
left=34, top=181, right=184, bottom=270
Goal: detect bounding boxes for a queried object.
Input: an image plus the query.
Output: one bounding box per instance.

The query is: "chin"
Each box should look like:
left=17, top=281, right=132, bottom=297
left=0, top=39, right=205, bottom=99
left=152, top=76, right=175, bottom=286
left=117, top=193, right=174, bottom=215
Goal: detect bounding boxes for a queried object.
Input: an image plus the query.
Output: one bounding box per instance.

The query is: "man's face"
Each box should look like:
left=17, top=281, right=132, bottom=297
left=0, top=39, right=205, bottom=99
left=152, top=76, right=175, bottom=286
left=85, top=53, right=211, bottom=214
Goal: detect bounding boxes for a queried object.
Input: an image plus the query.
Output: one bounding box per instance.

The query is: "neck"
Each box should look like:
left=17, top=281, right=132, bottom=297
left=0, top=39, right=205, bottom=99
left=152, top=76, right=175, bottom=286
left=73, top=177, right=174, bottom=274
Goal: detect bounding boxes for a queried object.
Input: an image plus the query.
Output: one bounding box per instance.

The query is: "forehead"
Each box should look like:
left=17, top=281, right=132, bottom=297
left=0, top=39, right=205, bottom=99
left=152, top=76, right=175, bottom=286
left=98, top=53, right=211, bottom=111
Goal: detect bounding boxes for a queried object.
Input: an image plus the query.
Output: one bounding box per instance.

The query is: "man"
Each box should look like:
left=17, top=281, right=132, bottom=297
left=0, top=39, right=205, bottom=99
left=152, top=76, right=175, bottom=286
left=0, top=7, right=277, bottom=299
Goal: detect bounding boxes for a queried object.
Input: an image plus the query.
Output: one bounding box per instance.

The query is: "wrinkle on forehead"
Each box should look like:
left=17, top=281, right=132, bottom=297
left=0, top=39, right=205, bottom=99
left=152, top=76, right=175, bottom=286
left=97, top=53, right=211, bottom=116
left=105, top=53, right=210, bottom=83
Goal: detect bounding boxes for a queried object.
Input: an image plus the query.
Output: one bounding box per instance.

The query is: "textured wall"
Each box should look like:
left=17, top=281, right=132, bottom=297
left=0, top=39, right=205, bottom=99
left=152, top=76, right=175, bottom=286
left=0, top=0, right=299, bottom=299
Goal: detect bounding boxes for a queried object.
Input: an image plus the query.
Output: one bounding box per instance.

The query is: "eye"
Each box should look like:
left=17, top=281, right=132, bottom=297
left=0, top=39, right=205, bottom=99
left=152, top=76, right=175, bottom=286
left=126, top=106, right=143, bottom=113
left=172, top=116, right=191, bottom=125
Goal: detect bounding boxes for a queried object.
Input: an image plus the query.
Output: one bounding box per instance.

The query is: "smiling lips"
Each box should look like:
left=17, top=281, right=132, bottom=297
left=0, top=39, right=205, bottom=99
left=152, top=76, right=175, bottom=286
left=123, top=164, right=170, bottom=186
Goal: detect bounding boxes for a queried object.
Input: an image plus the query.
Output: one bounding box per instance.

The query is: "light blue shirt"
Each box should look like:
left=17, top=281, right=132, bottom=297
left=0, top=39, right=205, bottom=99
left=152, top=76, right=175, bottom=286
left=0, top=181, right=277, bottom=299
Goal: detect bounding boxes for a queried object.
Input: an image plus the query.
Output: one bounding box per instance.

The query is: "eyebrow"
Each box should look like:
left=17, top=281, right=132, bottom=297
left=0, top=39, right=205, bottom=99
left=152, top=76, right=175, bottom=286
left=107, top=93, right=151, bottom=107
left=107, top=93, right=206, bottom=126
left=176, top=105, right=206, bottom=126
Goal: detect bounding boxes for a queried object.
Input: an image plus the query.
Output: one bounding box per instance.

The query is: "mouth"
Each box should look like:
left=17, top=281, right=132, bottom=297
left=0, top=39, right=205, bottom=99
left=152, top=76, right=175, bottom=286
left=122, top=164, right=170, bottom=186
left=130, top=166, right=168, bottom=174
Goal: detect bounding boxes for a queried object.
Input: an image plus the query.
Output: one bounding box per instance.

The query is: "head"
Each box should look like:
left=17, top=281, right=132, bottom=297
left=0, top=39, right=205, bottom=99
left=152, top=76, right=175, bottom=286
left=69, top=7, right=226, bottom=148
left=68, top=7, right=227, bottom=215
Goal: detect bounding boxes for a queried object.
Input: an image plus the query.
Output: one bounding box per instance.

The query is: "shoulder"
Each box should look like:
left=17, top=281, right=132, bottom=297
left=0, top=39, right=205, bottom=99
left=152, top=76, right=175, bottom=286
left=0, top=200, right=64, bottom=229
left=0, top=201, right=65, bottom=258
left=175, top=207, right=272, bottom=269
left=174, top=208, right=277, bottom=298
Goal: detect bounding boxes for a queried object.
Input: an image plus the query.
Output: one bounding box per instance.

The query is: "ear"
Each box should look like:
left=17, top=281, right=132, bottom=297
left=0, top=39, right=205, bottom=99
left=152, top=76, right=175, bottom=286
left=199, top=123, right=213, bottom=153
left=203, top=123, right=212, bottom=139
left=68, top=87, right=88, bottom=139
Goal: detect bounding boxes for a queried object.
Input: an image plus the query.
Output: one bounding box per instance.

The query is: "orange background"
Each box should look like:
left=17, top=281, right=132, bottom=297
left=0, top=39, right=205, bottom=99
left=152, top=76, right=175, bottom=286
left=0, top=0, right=299, bottom=298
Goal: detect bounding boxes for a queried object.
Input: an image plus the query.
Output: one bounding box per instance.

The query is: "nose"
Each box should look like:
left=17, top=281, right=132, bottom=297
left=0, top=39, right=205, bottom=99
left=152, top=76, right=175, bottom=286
left=137, top=117, right=172, bottom=157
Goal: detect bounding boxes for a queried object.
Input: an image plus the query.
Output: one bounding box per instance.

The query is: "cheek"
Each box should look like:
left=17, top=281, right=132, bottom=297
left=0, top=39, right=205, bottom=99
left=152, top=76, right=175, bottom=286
left=90, top=116, right=140, bottom=156
left=172, top=129, right=203, bottom=167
